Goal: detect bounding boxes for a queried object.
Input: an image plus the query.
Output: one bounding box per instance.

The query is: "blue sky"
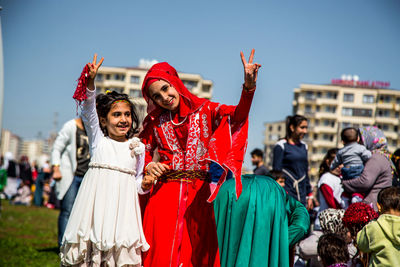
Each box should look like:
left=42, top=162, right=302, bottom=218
left=1, top=0, right=399, bottom=168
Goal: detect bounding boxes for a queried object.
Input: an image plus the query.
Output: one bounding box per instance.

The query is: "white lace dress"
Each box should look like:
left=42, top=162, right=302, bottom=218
left=60, top=88, right=149, bottom=267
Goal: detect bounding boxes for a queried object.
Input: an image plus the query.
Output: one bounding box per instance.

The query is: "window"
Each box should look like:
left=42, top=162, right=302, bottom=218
left=323, top=120, right=330, bottom=126
left=278, top=125, right=282, bottom=131
left=314, top=134, right=318, bottom=140
left=316, top=106, right=320, bottom=112
left=395, top=126, right=398, bottom=132
left=130, top=76, right=140, bottom=84
left=363, top=94, right=374, bottom=103
left=95, top=74, right=103, bottom=81
left=326, top=92, right=337, bottom=99
left=379, top=95, right=391, bottom=103
left=182, top=80, right=198, bottom=91
left=315, top=120, right=319, bottom=126
left=106, top=74, right=111, bottom=80
left=325, top=106, right=336, bottom=113
left=381, top=124, right=389, bottom=131
left=396, top=97, right=400, bottom=104
left=316, top=92, right=322, bottom=98
left=343, top=93, right=354, bottom=102
left=114, top=74, right=125, bottom=81
left=392, top=140, right=397, bottom=147
left=377, top=109, right=390, bottom=117
left=342, top=122, right=351, bottom=128
left=305, top=91, right=315, bottom=100
left=353, top=108, right=372, bottom=117
left=129, top=89, right=141, bottom=98
left=342, top=108, right=353, bottom=116
left=305, top=105, right=312, bottom=113
left=202, top=85, right=211, bottom=93
left=268, top=126, right=273, bottom=131
left=109, top=87, right=124, bottom=93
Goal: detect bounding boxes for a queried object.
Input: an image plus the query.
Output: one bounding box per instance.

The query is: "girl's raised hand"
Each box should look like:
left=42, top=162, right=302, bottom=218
left=88, top=53, right=104, bottom=80
left=240, top=49, right=261, bottom=91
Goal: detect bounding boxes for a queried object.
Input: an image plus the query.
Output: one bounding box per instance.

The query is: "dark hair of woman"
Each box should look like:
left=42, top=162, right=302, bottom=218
left=285, top=114, right=307, bottom=140
left=318, top=148, right=338, bottom=178
left=96, top=91, right=139, bottom=138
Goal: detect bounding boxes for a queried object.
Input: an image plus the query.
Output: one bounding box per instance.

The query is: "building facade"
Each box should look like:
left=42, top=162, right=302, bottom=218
left=94, top=65, right=213, bottom=122
left=264, top=79, right=399, bottom=181
left=263, top=120, right=286, bottom=169
left=1, top=129, right=21, bottom=160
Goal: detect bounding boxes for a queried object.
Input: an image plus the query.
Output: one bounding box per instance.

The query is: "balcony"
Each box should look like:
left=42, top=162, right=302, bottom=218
left=375, top=116, right=398, bottom=125
left=315, top=112, right=338, bottom=119
left=383, top=131, right=398, bottom=140
left=316, top=98, right=338, bottom=105
left=311, top=125, right=338, bottom=134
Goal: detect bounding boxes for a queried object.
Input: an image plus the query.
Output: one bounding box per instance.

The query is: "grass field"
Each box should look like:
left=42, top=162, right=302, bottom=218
left=0, top=200, right=60, bottom=267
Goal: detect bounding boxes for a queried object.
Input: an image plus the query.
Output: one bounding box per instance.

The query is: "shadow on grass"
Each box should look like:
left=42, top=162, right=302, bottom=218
left=37, top=246, right=59, bottom=254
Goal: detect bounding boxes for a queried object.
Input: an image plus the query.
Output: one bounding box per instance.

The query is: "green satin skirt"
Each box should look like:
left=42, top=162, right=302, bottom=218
left=214, top=174, right=290, bottom=267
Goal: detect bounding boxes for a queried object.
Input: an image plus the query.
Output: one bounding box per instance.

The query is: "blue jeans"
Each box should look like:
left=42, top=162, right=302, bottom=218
left=341, top=165, right=364, bottom=180
left=58, top=175, right=83, bottom=247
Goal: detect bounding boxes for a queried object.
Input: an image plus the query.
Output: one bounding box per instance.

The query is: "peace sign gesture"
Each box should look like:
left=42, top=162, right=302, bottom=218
left=88, top=53, right=104, bottom=80
left=240, top=49, right=261, bottom=91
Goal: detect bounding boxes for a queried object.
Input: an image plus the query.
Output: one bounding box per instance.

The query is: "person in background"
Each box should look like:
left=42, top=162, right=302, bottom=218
left=342, top=202, right=379, bottom=267
left=269, top=169, right=286, bottom=187
left=0, top=156, right=7, bottom=213
left=51, top=117, right=90, bottom=248
left=342, top=126, right=393, bottom=211
left=273, top=115, right=313, bottom=210
left=19, top=155, right=33, bottom=186
left=330, top=128, right=371, bottom=203
left=357, top=186, right=400, bottom=267
left=318, top=233, right=350, bottom=267
left=12, top=179, right=32, bottom=206
left=251, top=148, right=269, bottom=176
left=3, top=152, right=20, bottom=200
left=391, top=148, right=400, bottom=187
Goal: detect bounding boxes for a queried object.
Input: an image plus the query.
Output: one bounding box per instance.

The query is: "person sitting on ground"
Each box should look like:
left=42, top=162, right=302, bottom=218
left=356, top=186, right=400, bottom=267
left=251, top=148, right=269, bottom=176
left=12, top=179, right=32, bottom=206
left=318, top=233, right=350, bottom=267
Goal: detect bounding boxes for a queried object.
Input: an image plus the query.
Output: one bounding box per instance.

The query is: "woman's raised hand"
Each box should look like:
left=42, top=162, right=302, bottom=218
left=240, top=49, right=261, bottom=91
left=88, top=53, right=104, bottom=80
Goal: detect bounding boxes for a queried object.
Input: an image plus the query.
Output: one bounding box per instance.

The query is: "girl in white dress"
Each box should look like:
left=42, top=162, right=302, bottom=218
left=60, top=54, right=151, bottom=267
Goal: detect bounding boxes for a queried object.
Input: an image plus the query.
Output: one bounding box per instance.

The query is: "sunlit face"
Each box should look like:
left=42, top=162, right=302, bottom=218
left=251, top=155, right=262, bottom=166
left=100, top=101, right=132, bottom=142
left=290, top=120, right=308, bottom=140
left=148, top=80, right=180, bottom=112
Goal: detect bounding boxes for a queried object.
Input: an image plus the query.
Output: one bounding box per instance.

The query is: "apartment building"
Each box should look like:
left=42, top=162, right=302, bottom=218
left=263, top=120, right=286, bottom=169
left=264, top=77, right=399, bottom=181
left=1, top=129, right=21, bottom=159
left=94, top=64, right=213, bottom=122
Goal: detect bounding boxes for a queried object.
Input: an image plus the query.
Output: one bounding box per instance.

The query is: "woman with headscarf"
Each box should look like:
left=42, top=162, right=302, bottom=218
left=139, top=50, right=261, bottom=266
left=342, top=126, right=393, bottom=211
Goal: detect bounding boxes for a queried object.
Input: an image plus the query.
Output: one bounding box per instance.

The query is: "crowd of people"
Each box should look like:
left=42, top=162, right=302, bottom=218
left=1, top=50, right=400, bottom=267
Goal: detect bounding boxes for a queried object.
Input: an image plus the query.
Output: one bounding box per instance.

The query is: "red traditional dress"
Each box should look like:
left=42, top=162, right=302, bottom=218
left=139, top=62, right=254, bottom=267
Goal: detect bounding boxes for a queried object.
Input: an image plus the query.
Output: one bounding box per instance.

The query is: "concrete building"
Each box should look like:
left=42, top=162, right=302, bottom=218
left=264, top=77, right=399, bottom=181
left=1, top=129, right=21, bottom=159
left=94, top=63, right=213, bottom=122
left=20, top=139, right=46, bottom=163
left=263, top=120, right=286, bottom=169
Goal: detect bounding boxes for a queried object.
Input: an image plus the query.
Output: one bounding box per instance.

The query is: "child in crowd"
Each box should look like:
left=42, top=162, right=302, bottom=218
left=342, top=202, right=378, bottom=267
left=269, top=169, right=286, bottom=187
left=60, top=54, right=149, bottom=266
left=356, top=187, right=400, bottom=266
left=330, top=127, right=371, bottom=203
left=12, top=179, right=32, bottom=206
left=318, top=233, right=350, bottom=267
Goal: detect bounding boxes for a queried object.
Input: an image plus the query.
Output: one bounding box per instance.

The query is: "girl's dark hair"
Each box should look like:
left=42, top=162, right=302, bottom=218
left=317, top=233, right=349, bottom=267
left=96, top=91, right=139, bottom=138
left=285, top=114, right=307, bottom=139
left=377, top=186, right=400, bottom=213
left=318, top=148, right=338, bottom=178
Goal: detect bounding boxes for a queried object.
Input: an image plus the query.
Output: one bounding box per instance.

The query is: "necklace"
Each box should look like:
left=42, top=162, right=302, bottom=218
left=169, top=111, right=187, bottom=126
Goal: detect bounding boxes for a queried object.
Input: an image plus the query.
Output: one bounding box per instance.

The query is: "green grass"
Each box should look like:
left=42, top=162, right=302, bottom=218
left=0, top=200, right=60, bottom=267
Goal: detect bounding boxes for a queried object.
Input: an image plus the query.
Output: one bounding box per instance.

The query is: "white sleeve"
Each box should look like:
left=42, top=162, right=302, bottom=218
left=135, top=143, right=150, bottom=195
left=51, top=120, right=73, bottom=166
left=81, top=87, right=103, bottom=155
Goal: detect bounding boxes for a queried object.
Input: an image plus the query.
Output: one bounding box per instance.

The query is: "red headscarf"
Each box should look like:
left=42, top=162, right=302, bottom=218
left=141, top=62, right=249, bottom=201
left=141, top=62, right=207, bottom=119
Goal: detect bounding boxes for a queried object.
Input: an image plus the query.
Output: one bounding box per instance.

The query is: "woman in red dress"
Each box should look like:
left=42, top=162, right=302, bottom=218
left=139, top=50, right=261, bottom=267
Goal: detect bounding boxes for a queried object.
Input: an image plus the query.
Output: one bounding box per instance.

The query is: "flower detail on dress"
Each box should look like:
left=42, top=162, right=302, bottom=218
left=129, top=137, right=145, bottom=157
